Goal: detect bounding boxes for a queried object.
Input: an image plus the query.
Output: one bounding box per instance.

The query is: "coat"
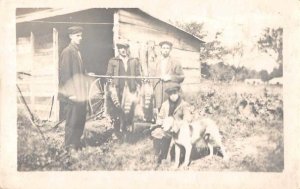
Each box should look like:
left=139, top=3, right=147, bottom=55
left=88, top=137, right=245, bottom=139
left=58, top=43, right=87, bottom=148
left=151, top=98, right=191, bottom=139
left=106, top=56, right=141, bottom=97
left=149, top=56, right=184, bottom=109
left=58, top=43, right=88, bottom=103
left=157, top=98, right=191, bottom=123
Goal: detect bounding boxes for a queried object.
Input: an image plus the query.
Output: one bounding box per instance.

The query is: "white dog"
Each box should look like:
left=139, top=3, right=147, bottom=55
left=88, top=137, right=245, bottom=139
left=162, top=117, right=228, bottom=168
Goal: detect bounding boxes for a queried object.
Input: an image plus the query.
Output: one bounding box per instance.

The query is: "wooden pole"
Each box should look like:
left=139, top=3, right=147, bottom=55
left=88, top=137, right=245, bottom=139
left=53, top=27, right=59, bottom=121
left=87, top=73, right=161, bottom=79
left=113, top=10, right=120, bottom=57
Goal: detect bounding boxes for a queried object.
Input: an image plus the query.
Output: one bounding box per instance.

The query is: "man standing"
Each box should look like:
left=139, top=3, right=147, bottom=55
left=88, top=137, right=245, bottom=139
left=106, top=41, right=141, bottom=137
left=150, top=41, right=185, bottom=111
left=58, top=26, right=88, bottom=150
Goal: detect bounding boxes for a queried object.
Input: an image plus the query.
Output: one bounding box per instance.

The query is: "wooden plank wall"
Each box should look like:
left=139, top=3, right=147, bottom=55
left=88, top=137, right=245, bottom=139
left=17, top=31, right=58, bottom=121
left=118, top=9, right=200, bottom=52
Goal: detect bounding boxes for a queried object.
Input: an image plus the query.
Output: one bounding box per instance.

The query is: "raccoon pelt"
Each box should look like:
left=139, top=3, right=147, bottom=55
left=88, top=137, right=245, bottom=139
left=121, top=83, right=138, bottom=115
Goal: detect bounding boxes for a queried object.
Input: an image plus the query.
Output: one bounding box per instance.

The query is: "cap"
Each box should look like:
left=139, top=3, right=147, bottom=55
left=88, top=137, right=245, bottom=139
left=159, top=41, right=173, bottom=47
left=165, top=82, right=181, bottom=94
left=116, top=42, right=130, bottom=49
left=68, top=26, right=83, bottom=35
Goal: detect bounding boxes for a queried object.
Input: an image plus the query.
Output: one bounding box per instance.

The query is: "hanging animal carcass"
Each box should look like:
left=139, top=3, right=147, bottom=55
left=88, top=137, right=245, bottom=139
left=134, top=80, right=155, bottom=123
left=121, top=80, right=155, bottom=132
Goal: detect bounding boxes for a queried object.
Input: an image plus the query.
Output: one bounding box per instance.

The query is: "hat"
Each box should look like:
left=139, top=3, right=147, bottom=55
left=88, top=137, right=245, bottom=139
left=68, top=26, right=83, bottom=35
left=159, top=41, right=173, bottom=47
left=165, top=82, right=181, bottom=94
left=116, top=42, right=130, bottom=49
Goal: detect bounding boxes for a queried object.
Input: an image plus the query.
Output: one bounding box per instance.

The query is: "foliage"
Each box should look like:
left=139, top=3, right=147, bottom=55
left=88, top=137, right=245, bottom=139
left=175, top=21, right=283, bottom=81
left=257, top=27, right=283, bottom=64
left=259, top=70, right=269, bottom=82
left=172, top=21, right=207, bottom=39
left=201, top=63, right=271, bottom=82
left=18, top=81, right=283, bottom=171
left=172, top=21, right=229, bottom=63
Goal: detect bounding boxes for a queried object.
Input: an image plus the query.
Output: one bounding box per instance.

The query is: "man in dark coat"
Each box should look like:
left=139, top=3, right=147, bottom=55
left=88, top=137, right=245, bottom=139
left=106, top=41, right=141, bottom=137
left=58, top=26, right=88, bottom=150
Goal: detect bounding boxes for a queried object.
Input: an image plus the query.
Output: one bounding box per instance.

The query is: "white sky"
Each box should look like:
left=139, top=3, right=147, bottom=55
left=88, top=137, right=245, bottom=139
left=141, top=0, right=285, bottom=44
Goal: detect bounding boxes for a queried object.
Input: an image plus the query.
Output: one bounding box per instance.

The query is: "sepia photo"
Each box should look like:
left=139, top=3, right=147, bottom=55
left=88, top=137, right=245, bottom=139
left=1, top=0, right=300, bottom=188
left=15, top=7, right=284, bottom=171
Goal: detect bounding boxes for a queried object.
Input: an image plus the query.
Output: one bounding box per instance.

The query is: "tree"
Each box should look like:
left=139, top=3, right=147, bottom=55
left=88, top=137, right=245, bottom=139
left=257, top=27, right=283, bottom=64
left=201, top=63, right=210, bottom=79
left=269, top=63, right=283, bottom=79
left=259, top=70, right=269, bottom=82
left=172, top=21, right=207, bottom=39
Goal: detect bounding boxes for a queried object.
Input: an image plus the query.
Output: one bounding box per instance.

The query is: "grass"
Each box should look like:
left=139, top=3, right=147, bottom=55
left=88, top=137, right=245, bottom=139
left=17, top=80, right=283, bottom=171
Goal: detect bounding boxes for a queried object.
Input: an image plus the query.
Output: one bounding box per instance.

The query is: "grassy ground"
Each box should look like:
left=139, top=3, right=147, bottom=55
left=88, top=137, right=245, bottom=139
left=17, top=81, right=283, bottom=171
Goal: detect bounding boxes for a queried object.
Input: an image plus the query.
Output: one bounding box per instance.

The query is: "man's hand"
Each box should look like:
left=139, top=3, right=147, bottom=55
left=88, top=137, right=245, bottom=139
left=162, top=75, right=171, bottom=82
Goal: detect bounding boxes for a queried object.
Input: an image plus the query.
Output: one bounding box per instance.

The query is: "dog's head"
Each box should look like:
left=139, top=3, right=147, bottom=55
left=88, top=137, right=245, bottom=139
left=161, top=116, right=174, bottom=132
left=162, top=117, right=189, bottom=135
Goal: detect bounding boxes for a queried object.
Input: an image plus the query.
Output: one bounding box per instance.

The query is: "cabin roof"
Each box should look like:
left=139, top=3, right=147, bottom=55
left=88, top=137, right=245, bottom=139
left=16, top=8, right=205, bottom=44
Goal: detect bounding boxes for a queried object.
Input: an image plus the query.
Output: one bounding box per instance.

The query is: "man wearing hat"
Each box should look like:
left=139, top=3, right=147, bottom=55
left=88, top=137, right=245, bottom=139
left=106, top=40, right=142, bottom=138
left=151, top=82, right=191, bottom=164
left=58, top=26, right=88, bottom=150
left=150, top=40, right=185, bottom=112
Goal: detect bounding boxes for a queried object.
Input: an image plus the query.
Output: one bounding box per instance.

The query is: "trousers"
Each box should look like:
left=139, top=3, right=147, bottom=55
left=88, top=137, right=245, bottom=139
left=64, top=101, right=87, bottom=148
left=153, top=137, right=172, bottom=161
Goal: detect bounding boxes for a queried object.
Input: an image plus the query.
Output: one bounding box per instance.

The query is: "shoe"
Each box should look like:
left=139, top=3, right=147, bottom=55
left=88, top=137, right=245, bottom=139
left=154, top=155, right=162, bottom=164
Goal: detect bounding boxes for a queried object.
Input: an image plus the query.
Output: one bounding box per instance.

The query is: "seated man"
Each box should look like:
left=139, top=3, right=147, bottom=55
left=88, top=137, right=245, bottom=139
left=151, top=82, right=191, bottom=164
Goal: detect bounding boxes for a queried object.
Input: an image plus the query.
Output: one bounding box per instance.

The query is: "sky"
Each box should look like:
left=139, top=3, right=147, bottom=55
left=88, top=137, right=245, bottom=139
left=141, top=0, right=285, bottom=44
left=140, top=0, right=288, bottom=72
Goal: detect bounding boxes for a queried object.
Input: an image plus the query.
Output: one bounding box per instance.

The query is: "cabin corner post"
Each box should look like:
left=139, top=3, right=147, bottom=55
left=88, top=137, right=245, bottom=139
left=53, top=27, right=59, bottom=121
left=113, top=10, right=120, bottom=57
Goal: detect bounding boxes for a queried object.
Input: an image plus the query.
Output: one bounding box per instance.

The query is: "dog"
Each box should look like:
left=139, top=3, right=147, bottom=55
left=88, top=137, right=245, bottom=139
left=162, top=117, right=228, bottom=168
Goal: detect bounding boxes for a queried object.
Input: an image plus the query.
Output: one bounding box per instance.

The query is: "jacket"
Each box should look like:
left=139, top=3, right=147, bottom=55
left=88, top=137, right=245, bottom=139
left=106, top=56, right=141, bottom=96
left=58, top=43, right=88, bottom=103
left=149, top=56, right=184, bottom=109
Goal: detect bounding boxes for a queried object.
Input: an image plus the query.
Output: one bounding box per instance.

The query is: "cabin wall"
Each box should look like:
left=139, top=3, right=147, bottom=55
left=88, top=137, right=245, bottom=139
left=118, top=9, right=200, bottom=52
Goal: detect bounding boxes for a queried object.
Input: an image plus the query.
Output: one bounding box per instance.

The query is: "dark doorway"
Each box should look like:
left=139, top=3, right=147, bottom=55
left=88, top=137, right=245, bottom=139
left=49, top=8, right=115, bottom=121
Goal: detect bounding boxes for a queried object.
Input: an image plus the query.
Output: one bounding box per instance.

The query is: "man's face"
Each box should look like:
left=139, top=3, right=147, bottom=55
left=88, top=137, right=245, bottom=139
left=70, top=32, right=82, bottom=45
left=169, top=90, right=179, bottom=102
left=161, top=44, right=172, bottom=58
left=118, top=47, right=128, bottom=57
